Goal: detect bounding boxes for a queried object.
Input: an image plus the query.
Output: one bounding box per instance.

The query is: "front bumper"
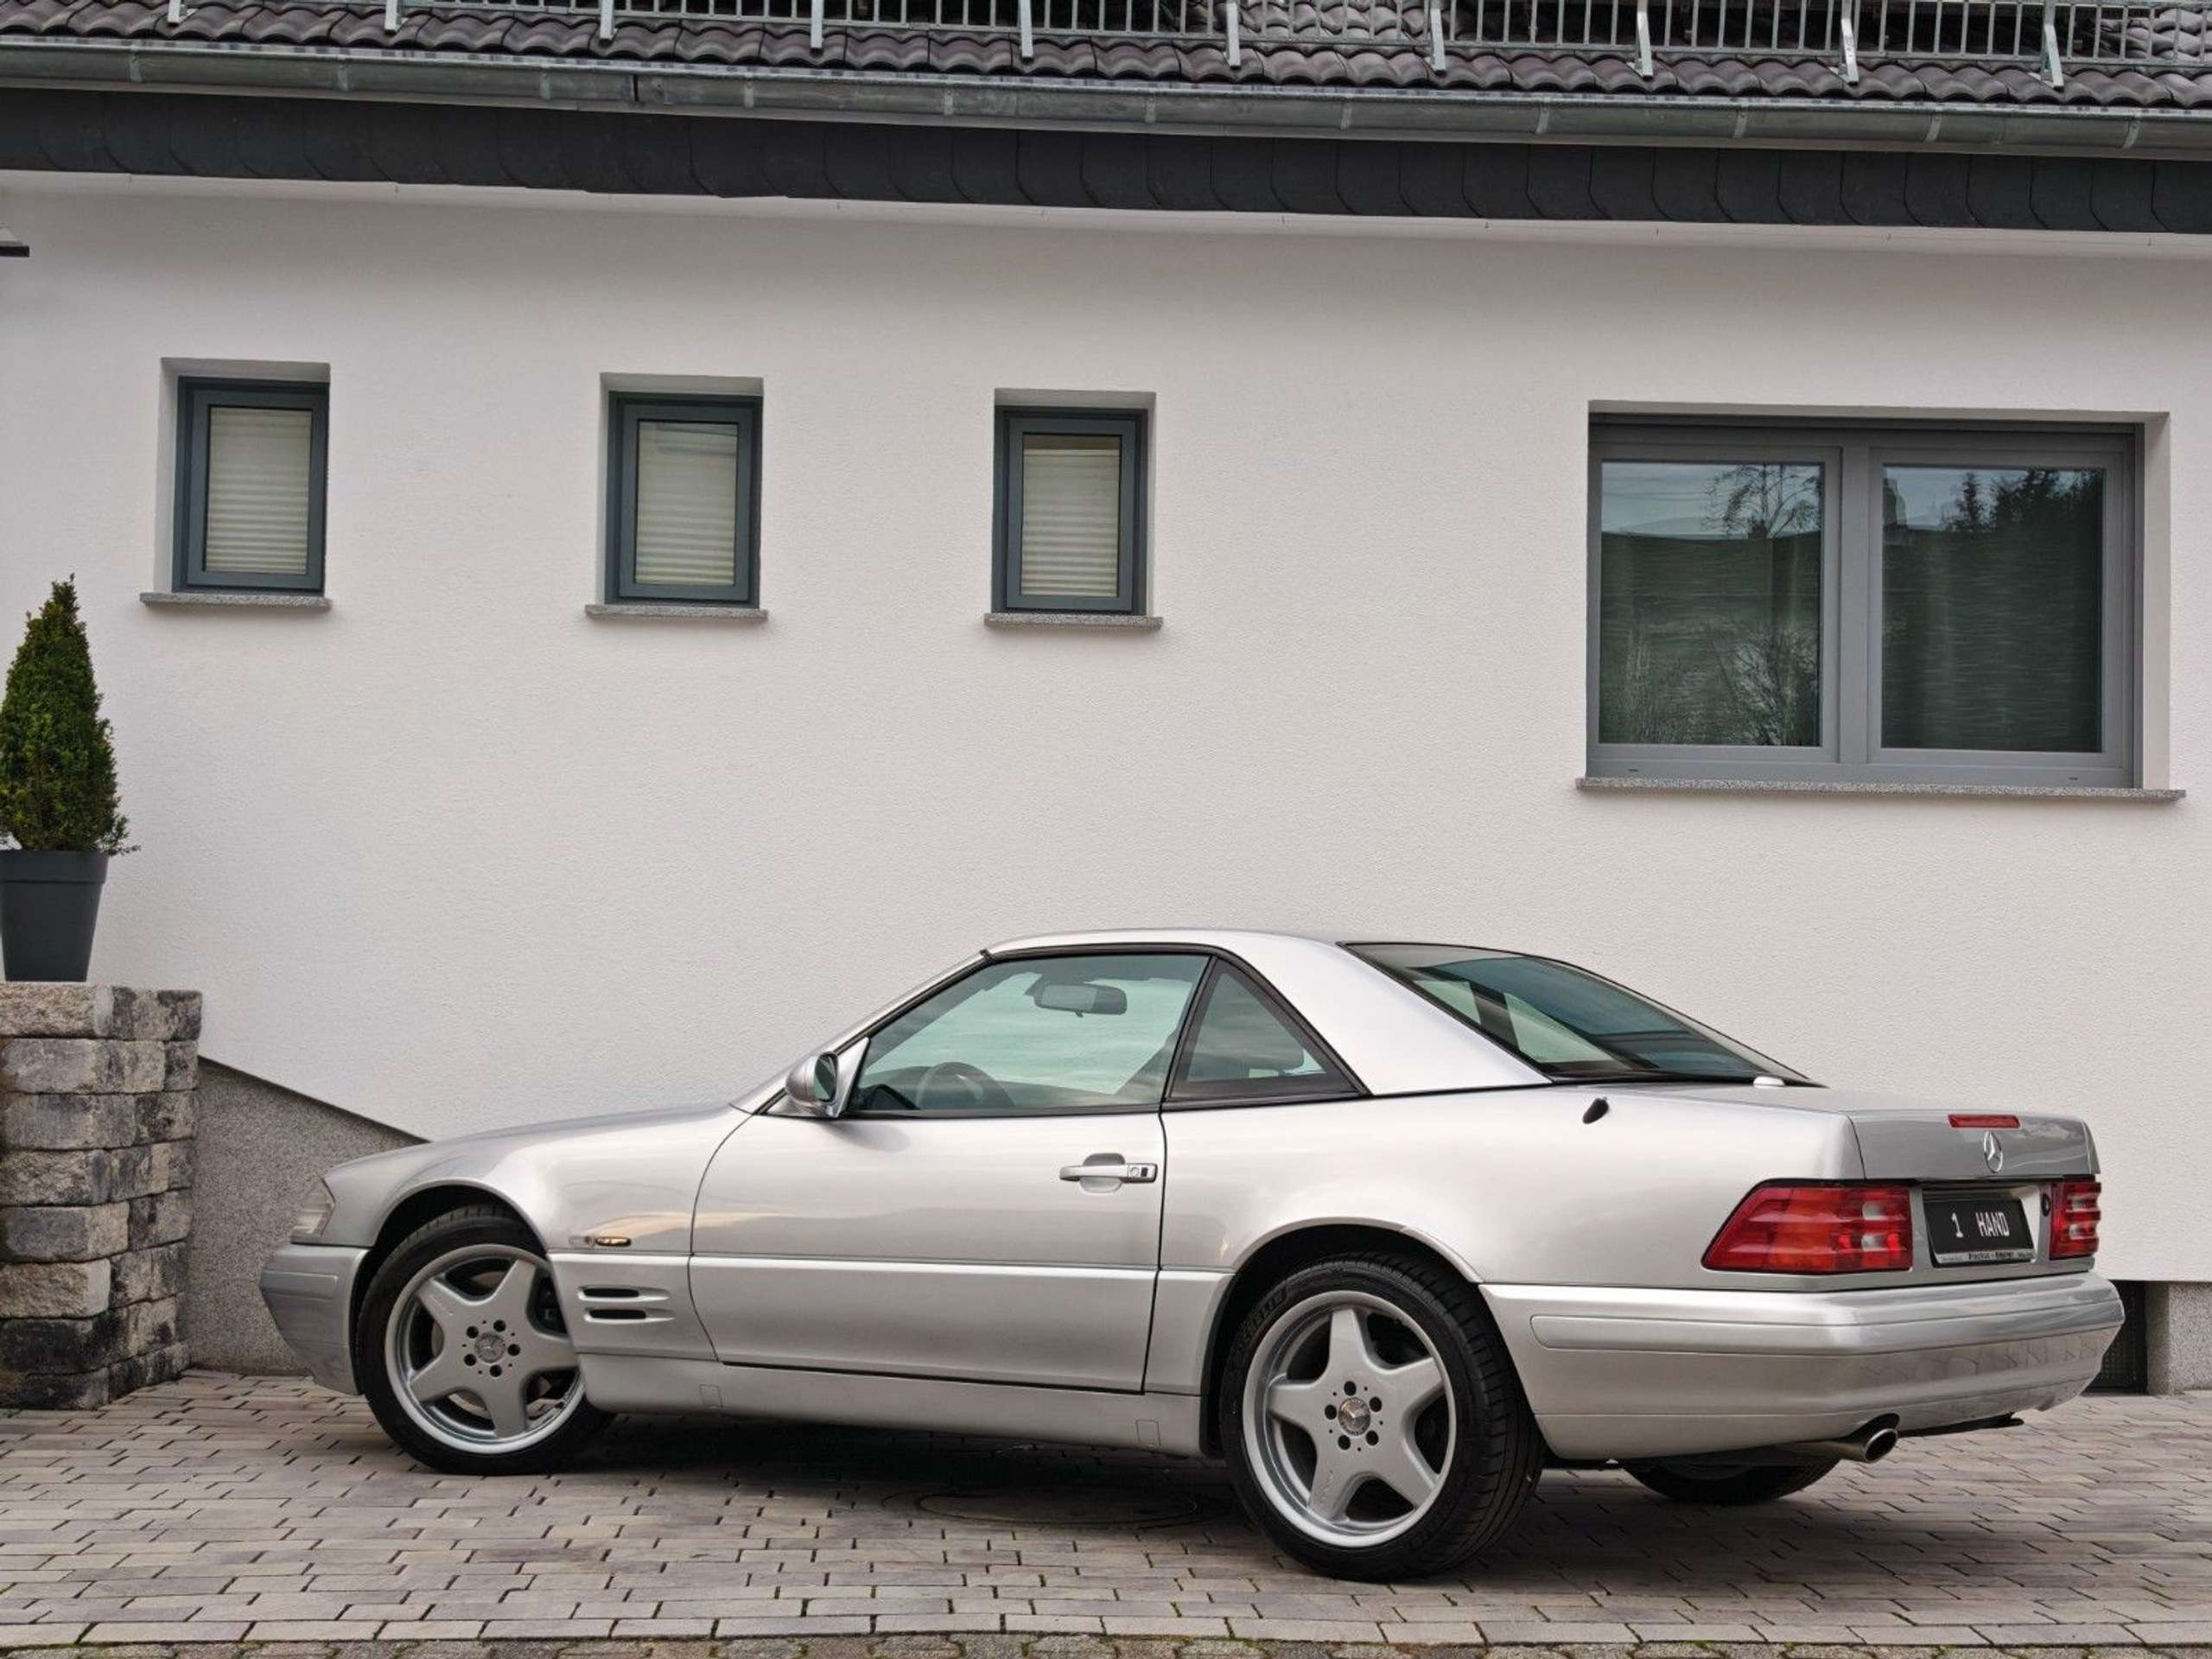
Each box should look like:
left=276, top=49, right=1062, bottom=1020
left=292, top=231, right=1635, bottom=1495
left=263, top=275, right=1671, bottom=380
left=1485, top=1271, right=2123, bottom=1461
left=258, top=1242, right=371, bottom=1394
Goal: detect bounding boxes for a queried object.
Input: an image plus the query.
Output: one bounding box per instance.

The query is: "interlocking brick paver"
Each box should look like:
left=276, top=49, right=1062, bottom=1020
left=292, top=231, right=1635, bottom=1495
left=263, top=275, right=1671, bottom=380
left=81, top=1626, right=246, bottom=1644
left=378, top=1618, right=483, bottom=1638
left=0, top=1375, right=2208, bottom=1649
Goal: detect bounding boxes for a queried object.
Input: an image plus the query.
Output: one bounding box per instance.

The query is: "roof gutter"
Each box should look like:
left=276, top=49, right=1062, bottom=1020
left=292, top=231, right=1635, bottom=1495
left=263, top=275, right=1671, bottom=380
left=2, top=37, right=2208, bottom=157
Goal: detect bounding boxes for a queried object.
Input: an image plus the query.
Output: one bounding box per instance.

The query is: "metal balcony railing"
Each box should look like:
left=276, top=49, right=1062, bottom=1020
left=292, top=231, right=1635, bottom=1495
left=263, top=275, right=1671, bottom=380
left=1459, top=0, right=2209, bottom=81
left=280, top=0, right=2210, bottom=90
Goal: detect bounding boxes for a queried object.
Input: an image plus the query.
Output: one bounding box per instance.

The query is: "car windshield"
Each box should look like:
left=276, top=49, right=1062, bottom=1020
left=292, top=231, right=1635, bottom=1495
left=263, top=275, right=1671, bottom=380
left=1347, top=944, right=1806, bottom=1085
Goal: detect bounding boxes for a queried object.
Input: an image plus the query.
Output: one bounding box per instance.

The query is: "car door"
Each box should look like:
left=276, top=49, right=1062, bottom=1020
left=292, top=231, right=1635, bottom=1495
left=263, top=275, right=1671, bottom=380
left=690, top=950, right=1207, bottom=1392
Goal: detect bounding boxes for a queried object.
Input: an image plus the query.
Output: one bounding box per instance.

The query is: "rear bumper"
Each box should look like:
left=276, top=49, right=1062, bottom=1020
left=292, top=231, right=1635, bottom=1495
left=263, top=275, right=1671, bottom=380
left=1485, top=1271, right=2123, bottom=1461
left=257, top=1242, right=370, bottom=1394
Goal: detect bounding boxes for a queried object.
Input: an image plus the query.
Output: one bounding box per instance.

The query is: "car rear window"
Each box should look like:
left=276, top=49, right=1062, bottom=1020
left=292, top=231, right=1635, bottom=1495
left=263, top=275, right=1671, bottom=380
left=1347, top=944, right=1805, bottom=1087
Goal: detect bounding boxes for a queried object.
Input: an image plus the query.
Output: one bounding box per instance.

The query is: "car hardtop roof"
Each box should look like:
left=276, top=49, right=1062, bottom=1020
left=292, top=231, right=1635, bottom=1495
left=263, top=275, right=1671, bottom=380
left=977, top=930, right=1548, bottom=1095
left=986, top=927, right=1344, bottom=958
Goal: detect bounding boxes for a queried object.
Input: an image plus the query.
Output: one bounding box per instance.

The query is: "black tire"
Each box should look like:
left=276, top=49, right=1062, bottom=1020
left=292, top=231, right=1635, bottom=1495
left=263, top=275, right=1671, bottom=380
left=354, top=1204, right=610, bottom=1475
left=1217, top=1252, right=1542, bottom=1581
left=1624, top=1458, right=1840, bottom=1504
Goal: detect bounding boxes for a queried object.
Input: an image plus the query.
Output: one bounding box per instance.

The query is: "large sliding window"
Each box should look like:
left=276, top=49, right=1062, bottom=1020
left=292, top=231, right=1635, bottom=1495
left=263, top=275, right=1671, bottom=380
left=1589, top=422, right=2135, bottom=788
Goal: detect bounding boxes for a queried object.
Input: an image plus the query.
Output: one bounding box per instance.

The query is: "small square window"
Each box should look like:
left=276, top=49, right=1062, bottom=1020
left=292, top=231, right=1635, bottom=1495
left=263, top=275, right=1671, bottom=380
left=995, top=408, right=1145, bottom=614
left=174, top=379, right=328, bottom=594
left=607, top=394, right=760, bottom=607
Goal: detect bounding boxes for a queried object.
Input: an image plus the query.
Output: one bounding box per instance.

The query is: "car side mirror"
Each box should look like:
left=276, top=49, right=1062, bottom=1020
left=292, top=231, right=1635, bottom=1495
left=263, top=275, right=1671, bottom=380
left=784, top=1046, right=858, bottom=1119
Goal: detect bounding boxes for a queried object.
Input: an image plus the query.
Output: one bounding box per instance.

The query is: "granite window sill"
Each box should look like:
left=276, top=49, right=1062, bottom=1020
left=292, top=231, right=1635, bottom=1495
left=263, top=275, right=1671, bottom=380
left=1578, top=776, right=2183, bottom=802
left=985, top=612, right=1163, bottom=631
left=141, top=590, right=330, bottom=611
left=586, top=603, right=767, bottom=622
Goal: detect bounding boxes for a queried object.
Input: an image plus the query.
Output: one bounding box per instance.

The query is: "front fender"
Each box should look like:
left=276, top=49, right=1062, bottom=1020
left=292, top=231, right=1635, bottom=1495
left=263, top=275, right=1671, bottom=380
left=319, top=1101, right=746, bottom=1256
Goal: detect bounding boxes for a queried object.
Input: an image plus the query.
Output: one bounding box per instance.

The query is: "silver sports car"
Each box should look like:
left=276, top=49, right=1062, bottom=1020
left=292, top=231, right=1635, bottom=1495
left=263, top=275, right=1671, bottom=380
left=262, top=930, right=2123, bottom=1580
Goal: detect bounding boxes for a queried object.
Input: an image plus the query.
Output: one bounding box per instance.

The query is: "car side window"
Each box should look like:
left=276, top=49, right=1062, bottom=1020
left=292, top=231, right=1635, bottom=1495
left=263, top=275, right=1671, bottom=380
left=1167, top=965, right=1352, bottom=1106
left=1398, top=971, right=1618, bottom=1070
left=851, top=953, right=1206, bottom=1116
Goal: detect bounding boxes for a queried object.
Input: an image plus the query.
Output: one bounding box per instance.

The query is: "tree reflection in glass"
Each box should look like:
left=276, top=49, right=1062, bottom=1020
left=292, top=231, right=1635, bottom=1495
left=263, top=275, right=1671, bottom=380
left=1599, top=461, right=1822, bottom=747
left=1881, top=467, right=2102, bottom=753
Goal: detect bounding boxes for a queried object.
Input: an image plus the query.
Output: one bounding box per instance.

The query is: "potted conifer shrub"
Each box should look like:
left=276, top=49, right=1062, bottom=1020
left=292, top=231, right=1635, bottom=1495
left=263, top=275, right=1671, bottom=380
left=0, top=579, right=130, bottom=982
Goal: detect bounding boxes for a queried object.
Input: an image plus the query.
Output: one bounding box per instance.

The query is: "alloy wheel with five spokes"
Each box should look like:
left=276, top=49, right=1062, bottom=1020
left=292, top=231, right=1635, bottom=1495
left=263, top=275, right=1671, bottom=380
left=1220, top=1253, right=1541, bottom=1580
left=356, top=1205, right=609, bottom=1474
left=387, top=1243, right=586, bottom=1452
left=1245, top=1292, right=1455, bottom=1546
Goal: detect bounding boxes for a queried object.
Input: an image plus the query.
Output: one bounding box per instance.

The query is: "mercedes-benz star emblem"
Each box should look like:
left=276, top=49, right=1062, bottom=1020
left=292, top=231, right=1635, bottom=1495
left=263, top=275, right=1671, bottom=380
left=1982, top=1129, right=2005, bottom=1174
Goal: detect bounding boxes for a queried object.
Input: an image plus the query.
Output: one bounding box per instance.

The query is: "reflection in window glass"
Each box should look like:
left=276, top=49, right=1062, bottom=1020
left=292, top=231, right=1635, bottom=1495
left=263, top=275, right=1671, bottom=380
left=1599, top=461, right=1822, bottom=748
left=855, top=955, right=1203, bottom=1115
left=1351, top=944, right=1802, bottom=1085
left=1174, top=968, right=1348, bottom=1102
left=1882, top=467, right=2103, bottom=753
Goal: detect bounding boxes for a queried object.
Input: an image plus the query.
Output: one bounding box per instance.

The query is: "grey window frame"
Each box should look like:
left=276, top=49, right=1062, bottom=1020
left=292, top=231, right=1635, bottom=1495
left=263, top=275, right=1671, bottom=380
left=606, top=393, right=761, bottom=607
left=1588, top=419, right=2138, bottom=790
left=993, top=407, right=1146, bottom=615
left=173, top=378, right=329, bottom=595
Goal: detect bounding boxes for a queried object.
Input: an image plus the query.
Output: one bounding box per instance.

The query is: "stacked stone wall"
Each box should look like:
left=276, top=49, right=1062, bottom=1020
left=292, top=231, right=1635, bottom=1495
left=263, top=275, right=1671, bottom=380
left=0, top=986, right=200, bottom=1408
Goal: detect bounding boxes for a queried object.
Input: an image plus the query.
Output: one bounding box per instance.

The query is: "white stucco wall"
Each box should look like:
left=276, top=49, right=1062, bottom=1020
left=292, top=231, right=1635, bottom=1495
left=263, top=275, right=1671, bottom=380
left=0, top=173, right=2202, bottom=1282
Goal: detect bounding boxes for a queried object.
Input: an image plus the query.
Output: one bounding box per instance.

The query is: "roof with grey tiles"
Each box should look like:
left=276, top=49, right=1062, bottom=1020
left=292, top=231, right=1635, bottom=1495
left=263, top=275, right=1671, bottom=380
left=4, top=0, right=2210, bottom=106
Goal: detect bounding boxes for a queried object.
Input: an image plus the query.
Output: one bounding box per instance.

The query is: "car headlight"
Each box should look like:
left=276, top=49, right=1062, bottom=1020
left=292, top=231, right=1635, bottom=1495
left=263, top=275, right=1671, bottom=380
left=289, top=1180, right=337, bottom=1243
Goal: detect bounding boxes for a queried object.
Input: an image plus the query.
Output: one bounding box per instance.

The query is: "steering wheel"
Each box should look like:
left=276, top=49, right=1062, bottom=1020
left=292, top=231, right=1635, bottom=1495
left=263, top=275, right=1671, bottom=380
left=912, top=1060, right=1017, bottom=1114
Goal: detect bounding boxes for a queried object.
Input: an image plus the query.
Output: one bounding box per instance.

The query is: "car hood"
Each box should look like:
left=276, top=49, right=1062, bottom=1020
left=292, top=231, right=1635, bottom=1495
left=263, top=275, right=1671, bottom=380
left=396, top=1097, right=740, bottom=1153
left=1617, top=1082, right=2098, bottom=1180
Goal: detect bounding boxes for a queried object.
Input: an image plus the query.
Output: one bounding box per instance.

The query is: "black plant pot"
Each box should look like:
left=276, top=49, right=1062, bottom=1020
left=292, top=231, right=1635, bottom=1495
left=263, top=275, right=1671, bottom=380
left=0, top=850, right=108, bottom=982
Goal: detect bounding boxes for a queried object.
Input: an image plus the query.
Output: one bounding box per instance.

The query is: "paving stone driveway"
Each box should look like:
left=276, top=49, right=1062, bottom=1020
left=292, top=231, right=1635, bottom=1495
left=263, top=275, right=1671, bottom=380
left=0, top=1375, right=2206, bottom=1648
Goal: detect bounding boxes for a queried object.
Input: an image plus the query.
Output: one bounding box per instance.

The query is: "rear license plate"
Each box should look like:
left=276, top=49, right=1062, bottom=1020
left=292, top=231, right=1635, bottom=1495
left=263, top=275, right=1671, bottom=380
left=1926, top=1192, right=2034, bottom=1265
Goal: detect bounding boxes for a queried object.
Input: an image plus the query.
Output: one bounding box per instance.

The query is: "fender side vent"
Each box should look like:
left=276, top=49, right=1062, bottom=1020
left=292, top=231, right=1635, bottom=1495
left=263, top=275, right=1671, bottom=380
left=577, top=1284, right=673, bottom=1324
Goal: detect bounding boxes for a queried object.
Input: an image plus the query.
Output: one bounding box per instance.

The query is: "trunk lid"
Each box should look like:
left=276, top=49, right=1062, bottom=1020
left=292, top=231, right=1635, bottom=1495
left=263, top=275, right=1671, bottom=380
left=1624, top=1084, right=2100, bottom=1181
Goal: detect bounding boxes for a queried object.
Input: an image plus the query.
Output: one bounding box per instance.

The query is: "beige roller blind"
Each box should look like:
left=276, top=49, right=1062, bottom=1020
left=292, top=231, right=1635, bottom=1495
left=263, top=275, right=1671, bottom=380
left=204, top=405, right=315, bottom=578
left=635, top=420, right=741, bottom=588
left=1019, top=433, right=1122, bottom=600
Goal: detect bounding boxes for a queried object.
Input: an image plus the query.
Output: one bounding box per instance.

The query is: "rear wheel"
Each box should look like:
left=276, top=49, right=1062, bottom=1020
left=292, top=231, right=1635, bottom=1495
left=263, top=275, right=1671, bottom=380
left=1624, top=1458, right=1839, bottom=1505
left=1218, top=1253, right=1541, bottom=1580
left=355, top=1205, right=608, bottom=1474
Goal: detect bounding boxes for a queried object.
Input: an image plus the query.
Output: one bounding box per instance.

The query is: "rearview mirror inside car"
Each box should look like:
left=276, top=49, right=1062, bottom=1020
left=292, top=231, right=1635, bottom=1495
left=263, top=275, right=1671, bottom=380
left=1032, top=981, right=1127, bottom=1016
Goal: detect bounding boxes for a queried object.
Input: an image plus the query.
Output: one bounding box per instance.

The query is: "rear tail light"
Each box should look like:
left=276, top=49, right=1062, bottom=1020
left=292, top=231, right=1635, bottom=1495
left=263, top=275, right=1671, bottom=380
left=1948, top=1113, right=2019, bottom=1129
left=1704, top=1182, right=1914, bottom=1274
left=2050, top=1178, right=2101, bottom=1258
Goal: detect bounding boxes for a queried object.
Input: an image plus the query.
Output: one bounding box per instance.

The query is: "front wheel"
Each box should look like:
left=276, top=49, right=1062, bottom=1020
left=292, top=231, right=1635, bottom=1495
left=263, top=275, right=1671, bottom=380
left=1624, top=1458, right=1840, bottom=1504
left=355, top=1205, right=609, bottom=1474
left=1218, top=1254, right=1541, bottom=1580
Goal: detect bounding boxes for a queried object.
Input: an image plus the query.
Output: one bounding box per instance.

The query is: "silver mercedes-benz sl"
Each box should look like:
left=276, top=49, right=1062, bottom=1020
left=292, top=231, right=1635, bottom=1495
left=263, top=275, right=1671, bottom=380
left=262, top=930, right=2122, bottom=1580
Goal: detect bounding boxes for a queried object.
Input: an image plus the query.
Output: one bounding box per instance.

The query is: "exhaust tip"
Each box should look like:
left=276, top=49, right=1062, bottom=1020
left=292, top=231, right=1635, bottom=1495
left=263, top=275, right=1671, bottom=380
left=1863, top=1425, right=1899, bottom=1464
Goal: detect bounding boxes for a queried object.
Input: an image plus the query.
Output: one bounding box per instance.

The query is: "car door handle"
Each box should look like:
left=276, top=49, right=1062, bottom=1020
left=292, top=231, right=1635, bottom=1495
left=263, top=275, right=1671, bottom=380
left=1059, top=1157, right=1159, bottom=1185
